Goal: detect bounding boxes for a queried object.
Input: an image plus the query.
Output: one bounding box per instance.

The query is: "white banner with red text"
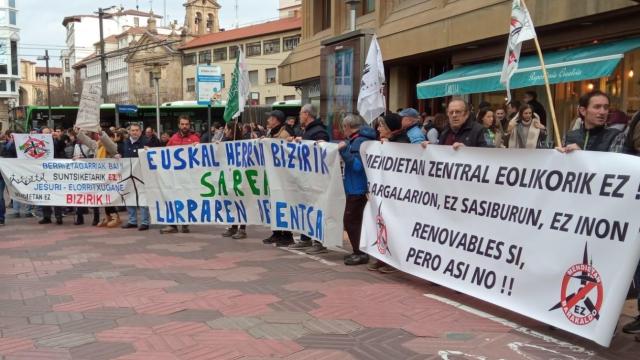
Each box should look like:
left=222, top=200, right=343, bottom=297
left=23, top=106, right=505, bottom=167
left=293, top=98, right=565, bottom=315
left=0, top=158, right=147, bottom=207
left=360, top=142, right=640, bottom=347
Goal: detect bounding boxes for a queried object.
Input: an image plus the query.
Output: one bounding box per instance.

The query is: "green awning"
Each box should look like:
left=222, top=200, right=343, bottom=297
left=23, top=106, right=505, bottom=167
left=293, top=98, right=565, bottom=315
left=417, top=37, right=640, bottom=99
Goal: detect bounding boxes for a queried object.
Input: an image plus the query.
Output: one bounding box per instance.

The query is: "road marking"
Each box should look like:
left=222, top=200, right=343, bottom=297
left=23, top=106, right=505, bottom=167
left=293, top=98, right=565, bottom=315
left=438, top=350, right=489, bottom=360
left=508, top=342, right=582, bottom=360
left=424, top=293, right=595, bottom=357
left=282, top=248, right=338, bottom=266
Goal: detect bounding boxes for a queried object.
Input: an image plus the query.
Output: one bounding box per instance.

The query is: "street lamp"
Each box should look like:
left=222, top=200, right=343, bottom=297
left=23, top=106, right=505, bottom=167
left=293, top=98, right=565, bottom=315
left=145, top=61, right=168, bottom=133
left=37, top=50, right=53, bottom=129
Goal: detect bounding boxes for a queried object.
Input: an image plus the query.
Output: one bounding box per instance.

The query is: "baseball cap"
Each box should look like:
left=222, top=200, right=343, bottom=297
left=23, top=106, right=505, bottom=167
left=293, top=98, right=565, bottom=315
left=398, top=108, right=420, bottom=118
left=266, top=110, right=285, bottom=123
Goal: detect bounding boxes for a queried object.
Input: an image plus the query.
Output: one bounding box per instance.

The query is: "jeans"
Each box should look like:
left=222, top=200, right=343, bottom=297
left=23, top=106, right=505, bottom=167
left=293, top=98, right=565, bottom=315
left=13, top=200, right=33, bottom=215
left=0, top=175, right=5, bottom=221
left=634, top=262, right=640, bottom=311
left=127, top=206, right=149, bottom=226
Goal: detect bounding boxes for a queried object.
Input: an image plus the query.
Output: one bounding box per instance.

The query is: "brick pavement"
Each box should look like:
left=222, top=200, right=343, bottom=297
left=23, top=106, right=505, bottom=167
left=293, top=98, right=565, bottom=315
left=0, top=216, right=638, bottom=359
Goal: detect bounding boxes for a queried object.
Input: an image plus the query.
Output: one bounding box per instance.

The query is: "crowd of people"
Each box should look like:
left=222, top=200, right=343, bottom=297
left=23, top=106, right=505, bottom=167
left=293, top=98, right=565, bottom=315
left=1, top=89, right=639, bottom=341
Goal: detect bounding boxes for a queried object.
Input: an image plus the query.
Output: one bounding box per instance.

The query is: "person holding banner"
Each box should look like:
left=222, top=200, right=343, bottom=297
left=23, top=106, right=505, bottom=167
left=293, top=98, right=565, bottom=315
left=262, top=110, right=296, bottom=247
left=221, top=121, right=249, bottom=240
left=121, top=124, right=151, bottom=231
left=72, top=130, right=102, bottom=226
left=38, top=127, right=65, bottom=225
left=339, top=114, right=377, bottom=266
left=435, top=98, right=489, bottom=149
left=559, top=91, right=620, bottom=153
left=160, top=116, right=200, bottom=234
left=398, top=108, right=426, bottom=144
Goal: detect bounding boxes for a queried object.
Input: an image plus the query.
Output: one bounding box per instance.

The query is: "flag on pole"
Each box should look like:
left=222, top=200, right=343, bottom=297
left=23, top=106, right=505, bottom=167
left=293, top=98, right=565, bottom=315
left=500, top=0, right=537, bottom=102
left=224, top=47, right=250, bottom=123
left=357, top=35, right=386, bottom=124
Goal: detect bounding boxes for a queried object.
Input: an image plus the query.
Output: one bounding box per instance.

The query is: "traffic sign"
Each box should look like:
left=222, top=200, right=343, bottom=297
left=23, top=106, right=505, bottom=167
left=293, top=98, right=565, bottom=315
left=196, top=65, right=223, bottom=106
left=117, top=104, right=138, bottom=114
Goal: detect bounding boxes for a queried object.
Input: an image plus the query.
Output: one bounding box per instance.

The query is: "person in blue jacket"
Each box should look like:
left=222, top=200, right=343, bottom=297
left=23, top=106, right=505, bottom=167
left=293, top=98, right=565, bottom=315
left=339, top=114, right=377, bottom=266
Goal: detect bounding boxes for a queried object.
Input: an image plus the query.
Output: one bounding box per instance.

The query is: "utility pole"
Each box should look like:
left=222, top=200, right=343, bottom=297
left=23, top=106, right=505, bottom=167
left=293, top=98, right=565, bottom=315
left=98, top=8, right=108, bottom=104
left=38, top=50, right=52, bottom=129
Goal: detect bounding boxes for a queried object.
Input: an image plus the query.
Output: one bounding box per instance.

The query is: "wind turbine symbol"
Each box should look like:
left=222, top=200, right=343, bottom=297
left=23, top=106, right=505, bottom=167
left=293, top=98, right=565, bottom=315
left=117, top=158, right=145, bottom=207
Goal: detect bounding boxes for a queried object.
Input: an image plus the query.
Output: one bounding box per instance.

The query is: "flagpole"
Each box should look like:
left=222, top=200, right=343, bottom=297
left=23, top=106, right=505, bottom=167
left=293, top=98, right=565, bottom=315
left=522, top=0, right=561, bottom=147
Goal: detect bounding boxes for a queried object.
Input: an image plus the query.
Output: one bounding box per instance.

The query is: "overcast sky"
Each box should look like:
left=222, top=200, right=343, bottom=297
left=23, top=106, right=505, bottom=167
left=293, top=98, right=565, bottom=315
left=19, top=0, right=279, bottom=67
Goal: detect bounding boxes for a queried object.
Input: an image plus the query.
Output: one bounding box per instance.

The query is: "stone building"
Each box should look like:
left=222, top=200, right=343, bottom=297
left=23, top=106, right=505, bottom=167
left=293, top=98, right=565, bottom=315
left=19, top=59, right=63, bottom=106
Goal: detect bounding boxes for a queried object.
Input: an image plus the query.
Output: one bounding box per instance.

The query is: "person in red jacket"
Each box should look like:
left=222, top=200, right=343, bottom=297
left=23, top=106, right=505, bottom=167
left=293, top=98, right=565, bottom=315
left=167, top=115, right=201, bottom=146
left=160, top=115, right=200, bottom=234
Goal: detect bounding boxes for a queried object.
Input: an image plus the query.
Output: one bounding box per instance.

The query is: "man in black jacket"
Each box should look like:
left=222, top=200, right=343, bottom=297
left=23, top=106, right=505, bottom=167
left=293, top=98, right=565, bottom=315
left=558, top=91, right=619, bottom=153
left=39, top=127, right=64, bottom=225
left=436, top=98, right=488, bottom=149
left=287, top=104, right=331, bottom=254
left=121, top=124, right=150, bottom=231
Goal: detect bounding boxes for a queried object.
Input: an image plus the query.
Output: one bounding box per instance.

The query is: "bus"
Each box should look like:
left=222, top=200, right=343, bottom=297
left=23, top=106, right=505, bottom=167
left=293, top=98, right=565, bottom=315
left=8, top=100, right=302, bottom=133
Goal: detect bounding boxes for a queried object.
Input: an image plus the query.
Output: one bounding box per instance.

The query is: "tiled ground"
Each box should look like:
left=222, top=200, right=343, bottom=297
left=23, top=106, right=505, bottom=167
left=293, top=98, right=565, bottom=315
left=0, top=214, right=639, bottom=359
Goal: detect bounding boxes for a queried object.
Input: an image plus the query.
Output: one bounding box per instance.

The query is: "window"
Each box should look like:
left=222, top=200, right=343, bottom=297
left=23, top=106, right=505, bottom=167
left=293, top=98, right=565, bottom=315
left=265, top=96, right=277, bottom=105
left=65, top=77, right=71, bottom=89
left=10, top=41, right=17, bottom=75
left=313, top=0, right=331, bottom=33
left=199, top=50, right=211, bottom=64
left=265, top=68, right=276, bottom=84
left=134, top=17, right=139, bottom=27
left=9, top=0, right=15, bottom=8
left=183, top=53, right=197, bottom=66
left=149, top=72, right=154, bottom=87
left=0, top=80, right=6, bottom=92
left=64, top=59, right=70, bottom=72
left=0, top=65, right=6, bottom=75
left=263, top=39, right=280, bottom=55
left=9, top=10, right=16, bottom=25
left=283, top=35, right=300, bottom=51
left=229, top=45, right=242, bottom=59
left=284, top=95, right=296, bottom=101
left=363, top=0, right=375, bottom=14
left=187, top=78, right=195, bottom=92
left=10, top=80, right=15, bottom=92
left=248, top=70, right=258, bottom=86
left=214, top=47, right=227, bottom=61
left=246, top=42, right=261, bottom=57
left=207, top=14, right=214, bottom=32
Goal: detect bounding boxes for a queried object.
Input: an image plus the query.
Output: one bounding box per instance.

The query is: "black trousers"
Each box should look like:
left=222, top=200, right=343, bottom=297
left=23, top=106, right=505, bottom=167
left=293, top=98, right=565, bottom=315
left=344, top=195, right=368, bottom=255
left=42, top=206, right=62, bottom=220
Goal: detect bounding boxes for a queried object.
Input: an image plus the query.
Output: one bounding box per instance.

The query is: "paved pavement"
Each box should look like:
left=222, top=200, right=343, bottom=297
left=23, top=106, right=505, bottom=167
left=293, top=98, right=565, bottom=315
left=0, top=214, right=638, bottom=360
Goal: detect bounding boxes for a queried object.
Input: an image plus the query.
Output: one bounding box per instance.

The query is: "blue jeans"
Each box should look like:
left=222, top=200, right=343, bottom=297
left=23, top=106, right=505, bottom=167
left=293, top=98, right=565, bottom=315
left=12, top=199, right=32, bottom=215
left=126, top=206, right=149, bottom=226
left=0, top=175, right=5, bottom=221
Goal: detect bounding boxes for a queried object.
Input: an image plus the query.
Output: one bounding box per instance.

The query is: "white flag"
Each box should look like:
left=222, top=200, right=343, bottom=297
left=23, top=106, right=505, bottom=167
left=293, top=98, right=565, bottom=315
left=500, top=0, right=537, bottom=102
left=357, top=35, right=386, bottom=124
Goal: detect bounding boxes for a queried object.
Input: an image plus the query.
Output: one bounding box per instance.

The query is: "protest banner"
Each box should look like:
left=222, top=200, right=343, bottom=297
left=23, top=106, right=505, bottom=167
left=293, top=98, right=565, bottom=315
left=12, top=134, right=54, bottom=160
left=139, top=140, right=270, bottom=226
left=0, top=158, right=146, bottom=207
left=360, top=142, right=640, bottom=347
left=263, top=139, right=345, bottom=246
left=75, top=83, right=102, bottom=132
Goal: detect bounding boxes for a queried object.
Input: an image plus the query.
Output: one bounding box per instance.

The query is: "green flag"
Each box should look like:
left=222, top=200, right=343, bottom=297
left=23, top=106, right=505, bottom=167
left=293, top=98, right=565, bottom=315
left=224, top=47, right=250, bottom=123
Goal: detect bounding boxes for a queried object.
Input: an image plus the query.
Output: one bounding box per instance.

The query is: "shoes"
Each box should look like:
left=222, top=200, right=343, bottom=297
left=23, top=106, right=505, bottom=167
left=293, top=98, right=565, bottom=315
left=96, top=217, right=109, bottom=227
left=180, top=226, right=190, bottom=233
left=106, top=214, right=121, bottom=228
left=344, top=253, right=369, bottom=266
left=38, top=218, right=52, bottom=225
left=231, top=229, right=247, bottom=239
left=262, top=234, right=278, bottom=244
left=12, top=213, right=20, bottom=218
left=138, top=225, right=149, bottom=231
left=92, top=216, right=100, bottom=226
left=0, top=219, right=4, bottom=226
left=24, top=212, right=34, bottom=218
left=305, top=242, right=328, bottom=255
left=623, top=316, right=640, bottom=334
left=288, top=240, right=313, bottom=249
left=222, top=227, right=237, bottom=237
left=121, top=223, right=137, bottom=229
left=160, top=225, right=178, bottom=234
left=367, top=261, right=386, bottom=271
left=378, top=265, right=398, bottom=274
left=56, top=218, right=63, bottom=225
left=74, top=215, right=84, bottom=225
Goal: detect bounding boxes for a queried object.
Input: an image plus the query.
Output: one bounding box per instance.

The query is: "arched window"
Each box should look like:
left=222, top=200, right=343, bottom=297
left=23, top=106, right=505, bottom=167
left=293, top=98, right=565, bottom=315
left=195, top=12, right=203, bottom=34
left=206, top=13, right=214, bottom=32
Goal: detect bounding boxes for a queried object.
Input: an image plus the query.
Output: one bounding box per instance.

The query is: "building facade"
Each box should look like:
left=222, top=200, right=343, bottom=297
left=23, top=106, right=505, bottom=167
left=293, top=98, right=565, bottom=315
left=279, top=0, right=640, bottom=139
left=19, top=59, right=63, bottom=106
left=0, top=0, right=18, bottom=129
left=61, top=6, right=162, bottom=92
left=180, top=16, right=302, bottom=105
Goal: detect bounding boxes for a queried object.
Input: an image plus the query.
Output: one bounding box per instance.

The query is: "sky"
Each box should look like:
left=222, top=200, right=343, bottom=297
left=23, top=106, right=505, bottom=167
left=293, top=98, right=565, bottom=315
left=19, top=0, right=280, bottom=67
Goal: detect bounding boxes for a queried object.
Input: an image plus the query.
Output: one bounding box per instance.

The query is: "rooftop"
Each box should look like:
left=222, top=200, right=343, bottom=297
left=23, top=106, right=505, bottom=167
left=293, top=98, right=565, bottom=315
left=180, top=16, right=301, bottom=50
left=35, top=67, right=63, bottom=75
